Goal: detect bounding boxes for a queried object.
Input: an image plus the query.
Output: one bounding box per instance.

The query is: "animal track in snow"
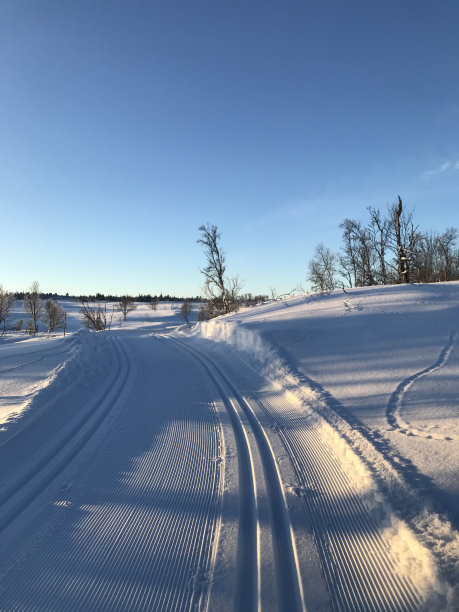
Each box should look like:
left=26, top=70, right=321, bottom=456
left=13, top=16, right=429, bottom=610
left=386, top=332, right=457, bottom=441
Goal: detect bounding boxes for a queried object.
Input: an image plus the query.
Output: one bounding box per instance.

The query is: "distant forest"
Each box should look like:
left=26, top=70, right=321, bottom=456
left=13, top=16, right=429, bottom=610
left=12, top=292, right=203, bottom=303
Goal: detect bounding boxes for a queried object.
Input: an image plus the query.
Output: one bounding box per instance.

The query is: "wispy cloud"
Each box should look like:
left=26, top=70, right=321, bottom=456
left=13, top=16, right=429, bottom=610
left=424, top=159, right=459, bottom=177
left=425, top=161, right=452, bottom=176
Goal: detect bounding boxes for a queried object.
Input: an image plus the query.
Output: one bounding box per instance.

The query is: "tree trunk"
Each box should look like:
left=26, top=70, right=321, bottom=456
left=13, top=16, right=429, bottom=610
left=395, top=196, right=410, bottom=283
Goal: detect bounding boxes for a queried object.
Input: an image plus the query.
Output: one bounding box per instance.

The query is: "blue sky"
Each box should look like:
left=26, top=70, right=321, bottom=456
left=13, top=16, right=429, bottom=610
left=1, top=1, right=458, bottom=297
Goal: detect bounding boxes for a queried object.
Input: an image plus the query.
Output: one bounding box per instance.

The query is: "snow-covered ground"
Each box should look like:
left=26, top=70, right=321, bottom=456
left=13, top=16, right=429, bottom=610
left=0, top=286, right=457, bottom=610
left=0, top=300, right=188, bottom=429
left=195, top=283, right=459, bottom=517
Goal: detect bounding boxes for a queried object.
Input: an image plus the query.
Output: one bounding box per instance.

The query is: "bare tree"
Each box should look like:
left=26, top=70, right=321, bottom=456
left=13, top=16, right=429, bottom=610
left=42, top=299, right=66, bottom=333
left=276, top=284, right=306, bottom=299
left=23, top=281, right=42, bottom=334
left=180, top=299, right=192, bottom=324
left=198, top=224, right=227, bottom=313
left=437, top=227, right=458, bottom=281
left=393, top=196, right=409, bottom=283
left=226, top=275, right=243, bottom=312
left=308, top=243, right=337, bottom=294
left=196, top=302, right=215, bottom=322
left=0, top=285, right=15, bottom=335
left=118, top=296, right=136, bottom=321
left=339, top=219, right=360, bottom=287
left=339, top=219, right=376, bottom=287
left=198, top=224, right=241, bottom=316
left=411, top=228, right=459, bottom=283
left=368, top=206, right=390, bottom=285
left=80, top=297, right=113, bottom=331
left=389, top=196, right=419, bottom=284
left=150, top=296, right=158, bottom=311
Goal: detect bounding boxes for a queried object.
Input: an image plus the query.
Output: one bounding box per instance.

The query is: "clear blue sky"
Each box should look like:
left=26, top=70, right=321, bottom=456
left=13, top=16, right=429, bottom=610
left=1, top=1, right=458, bottom=297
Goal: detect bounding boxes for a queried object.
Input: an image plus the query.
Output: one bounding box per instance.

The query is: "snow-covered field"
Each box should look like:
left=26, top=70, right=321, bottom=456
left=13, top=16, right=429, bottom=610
left=0, top=286, right=457, bottom=610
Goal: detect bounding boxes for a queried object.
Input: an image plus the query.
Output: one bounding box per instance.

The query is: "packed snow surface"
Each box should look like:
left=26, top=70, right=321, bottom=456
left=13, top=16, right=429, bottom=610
left=0, top=286, right=457, bottom=610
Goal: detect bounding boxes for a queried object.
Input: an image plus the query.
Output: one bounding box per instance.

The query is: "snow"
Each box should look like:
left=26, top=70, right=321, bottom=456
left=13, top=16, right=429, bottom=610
left=191, top=282, right=459, bottom=607
left=0, top=301, right=190, bottom=427
left=194, top=283, right=459, bottom=513
left=0, top=285, right=458, bottom=610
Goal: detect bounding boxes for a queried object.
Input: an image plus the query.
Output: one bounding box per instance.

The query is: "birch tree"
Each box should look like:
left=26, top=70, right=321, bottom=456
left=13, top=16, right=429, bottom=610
left=23, top=281, right=42, bottom=334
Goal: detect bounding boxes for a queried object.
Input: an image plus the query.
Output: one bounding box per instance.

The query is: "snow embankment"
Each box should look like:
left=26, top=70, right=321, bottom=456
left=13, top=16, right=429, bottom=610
left=0, top=329, right=107, bottom=443
left=0, top=332, right=82, bottom=430
left=192, top=312, right=457, bottom=609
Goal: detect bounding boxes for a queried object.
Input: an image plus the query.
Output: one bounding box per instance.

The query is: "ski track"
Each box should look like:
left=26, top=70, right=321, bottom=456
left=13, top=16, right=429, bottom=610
left=0, top=337, right=78, bottom=374
left=173, top=337, right=427, bottom=611
left=0, top=348, right=72, bottom=375
left=266, top=399, right=422, bottom=612
left=170, top=336, right=305, bottom=611
left=0, top=335, right=130, bottom=531
left=0, top=336, right=76, bottom=360
left=386, top=331, right=457, bottom=440
left=0, top=335, right=222, bottom=611
left=0, top=327, right=442, bottom=611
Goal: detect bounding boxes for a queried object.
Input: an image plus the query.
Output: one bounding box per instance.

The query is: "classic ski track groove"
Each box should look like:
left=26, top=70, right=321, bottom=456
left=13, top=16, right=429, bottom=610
left=252, top=389, right=423, bottom=611
left=0, top=335, right=130, bottom=532
left=386, top=331, right=457, bottom=440
left=170, top=336, right=305, bottom=612
left=0, top=339, right=94, bottom=451
left=0, top=337, right=78, bottom=373
left=0, top=349, right=71, bottom=375
left=170, top=338, right=260, bottom=611
left=178, top=335, right=427, bottom=611
left=0, top=336, right=78, bottom=362
left=0, top=334, right=222, bottom=611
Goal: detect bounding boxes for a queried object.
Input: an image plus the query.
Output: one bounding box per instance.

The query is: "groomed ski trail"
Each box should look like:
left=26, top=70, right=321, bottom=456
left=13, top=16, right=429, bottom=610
left=0, top=334, right=222, bottom=611
left=0, top=330, right=444, bottom=611
left=180, top=335, right=432, bottom=611
left=170, top=336, right=305, bottom=612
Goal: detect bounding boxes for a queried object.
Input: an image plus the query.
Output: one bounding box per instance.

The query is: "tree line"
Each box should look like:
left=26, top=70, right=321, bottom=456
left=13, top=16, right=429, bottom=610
left=0, top=281, right=67, bottom=335
left=76, top=293, right=202, bottom=304
left=0, top=286, right=172, bottom=333
left=10, top=291, right=202, bottom=303
left=307, top=196, right=459, bottom=293
left=0, top=285, right=219, bottom=334
left=1, top=279, right=261, bottom=334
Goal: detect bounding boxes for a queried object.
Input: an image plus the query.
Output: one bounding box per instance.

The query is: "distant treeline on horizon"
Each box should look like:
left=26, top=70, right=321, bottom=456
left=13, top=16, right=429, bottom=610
left=12, top=292, right=203, bottom=303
